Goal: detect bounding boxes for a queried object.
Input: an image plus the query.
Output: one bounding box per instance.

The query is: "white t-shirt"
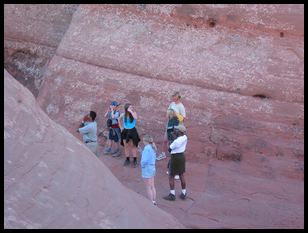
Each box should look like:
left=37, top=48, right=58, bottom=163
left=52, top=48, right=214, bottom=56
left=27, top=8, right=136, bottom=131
left=170, top=135, right=187, bottom=154
left=168, top=102, right=186, bottom=118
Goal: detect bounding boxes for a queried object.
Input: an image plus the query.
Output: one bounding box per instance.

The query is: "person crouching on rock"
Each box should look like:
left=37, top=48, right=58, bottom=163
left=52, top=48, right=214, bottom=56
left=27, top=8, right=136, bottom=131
left=141, top=135, right=158, bottom=206
left=118, top=103, right=140, bottom=167
left=163, top=125, right=188, bottom=201
left=77, top=111, right=98, bottom=156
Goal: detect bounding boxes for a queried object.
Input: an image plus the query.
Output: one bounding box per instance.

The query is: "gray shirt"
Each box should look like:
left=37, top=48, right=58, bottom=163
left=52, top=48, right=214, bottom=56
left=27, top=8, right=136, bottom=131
left=78, top=121, right=97, bottom=143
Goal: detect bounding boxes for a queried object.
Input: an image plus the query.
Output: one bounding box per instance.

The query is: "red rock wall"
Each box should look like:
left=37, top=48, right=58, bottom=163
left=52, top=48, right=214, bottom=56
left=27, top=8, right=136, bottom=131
left=4, top=4, right=79, bottom=97
left=5, top=4, right=304, bottom=177
left=35, top=5, right=303, bottom=172
left=4, top=69, right=184, bottom=229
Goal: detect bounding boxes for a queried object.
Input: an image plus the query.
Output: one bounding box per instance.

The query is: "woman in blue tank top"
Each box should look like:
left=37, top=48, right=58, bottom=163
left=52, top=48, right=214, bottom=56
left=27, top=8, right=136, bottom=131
left=119, top=103, right=140, bottom=167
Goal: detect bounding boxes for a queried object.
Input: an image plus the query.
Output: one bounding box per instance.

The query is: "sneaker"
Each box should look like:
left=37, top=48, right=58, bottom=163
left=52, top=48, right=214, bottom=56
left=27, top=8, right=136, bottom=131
left=166, top=170, right=169, bottom=175
left=133, top=159, right=138, bottom=168
left=156, top=152, right=166, bottom=161
left=111, top=148, right=118, bottom=154
left=153, top=201, right=157, bottom=206
left=174, top=175, right=180, bottom=180
left=112, top=151, right=121, bottom=157
left=104, top=147, right=112, bottom=154
left=124, top=159, right=130, bottom=166
left=180, top=192, right=187, bottom=200
left=111, top=149, right=120, bottom=157
left=163, top=193, right=176, bottom=201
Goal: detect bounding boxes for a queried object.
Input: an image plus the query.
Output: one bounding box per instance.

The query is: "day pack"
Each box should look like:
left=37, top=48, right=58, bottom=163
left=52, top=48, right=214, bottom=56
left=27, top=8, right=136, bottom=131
left=106, top=118, right=112, bottom=128
left=106, top=110, right=119, bottom=128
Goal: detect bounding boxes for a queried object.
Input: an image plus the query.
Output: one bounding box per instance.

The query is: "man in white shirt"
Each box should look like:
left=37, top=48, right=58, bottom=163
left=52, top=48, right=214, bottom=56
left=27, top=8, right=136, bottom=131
left=163, top=125, right=188, bottom=201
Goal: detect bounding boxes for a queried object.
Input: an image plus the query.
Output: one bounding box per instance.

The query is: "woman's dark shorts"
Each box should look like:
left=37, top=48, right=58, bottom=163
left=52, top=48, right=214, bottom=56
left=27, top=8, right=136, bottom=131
left=120, top=127, right=140, bottom=147
left=109, top=127, right=121, bottom=142
left=168, top=152, right=185, bottom=176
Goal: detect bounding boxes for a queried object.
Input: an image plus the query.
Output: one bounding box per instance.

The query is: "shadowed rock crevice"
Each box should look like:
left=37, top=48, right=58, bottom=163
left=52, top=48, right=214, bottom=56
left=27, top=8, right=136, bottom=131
left=4, top=4, right=79, bottom=97
left=4, top=49, right=49, bottom=97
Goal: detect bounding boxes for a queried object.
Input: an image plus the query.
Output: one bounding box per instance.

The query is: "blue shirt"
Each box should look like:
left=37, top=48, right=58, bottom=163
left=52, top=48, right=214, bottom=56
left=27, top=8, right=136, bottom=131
left=123, top=116, right=136, bottom=129
left=78, top=121, right=97, bottom=143
left=141, top=144, right=156, bottom=168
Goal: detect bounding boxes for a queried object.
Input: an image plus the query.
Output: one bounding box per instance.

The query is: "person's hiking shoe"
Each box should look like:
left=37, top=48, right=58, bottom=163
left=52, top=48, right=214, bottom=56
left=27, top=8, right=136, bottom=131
left=163, top=193, right=176, bottom=201
left=112, top=151, right=121, bottom=157
left=124, top=159, right=130, bottom=166
left=174, top=175, right=180, bottom=180
left=156, top=152, right=166, bottom=160
left=180, top=192, right=187, bottom=200
left=133, top=159, right=138, bottom=168
left=104, top=147, right=112, bottom=154
left=111, top=149, right=120, bottom=157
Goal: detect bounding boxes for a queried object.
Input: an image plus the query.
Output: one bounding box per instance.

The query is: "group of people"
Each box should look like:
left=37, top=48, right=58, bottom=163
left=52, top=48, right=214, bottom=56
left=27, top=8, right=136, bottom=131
left=77, top=91, right=188, bottom=205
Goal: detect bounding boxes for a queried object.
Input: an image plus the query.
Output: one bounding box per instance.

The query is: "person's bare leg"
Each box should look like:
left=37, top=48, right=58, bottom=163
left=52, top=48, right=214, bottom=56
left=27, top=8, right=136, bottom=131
left=150, top=177, right=156, bottom=202
left=130, top=141, right=138, bottom=167
left=110, top=140, right=114, bottom=151
left=179, top=173, right=187, bottom=199
left=123, top=141, right=130, bottom=158
left=132, top=141, right=138, bottom=158
left=179, top=173, right=186, bottom=189
left=162, top=133, right=168, bottom=154
left=144, top=179, right=153, bottom=201
left=169, top=174, right=175, bottom=190
left=123, top=141, right=130, bottom=165
left=105, top=139, right=111, bottom=150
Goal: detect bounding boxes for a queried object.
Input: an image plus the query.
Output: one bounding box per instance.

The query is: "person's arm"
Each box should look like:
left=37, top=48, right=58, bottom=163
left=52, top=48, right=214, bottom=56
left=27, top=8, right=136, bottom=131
left=140, top=147, right=150, bottom=167
left=111, top=110, right=119, bottom=120
left=169, top=138, right=180, bottom=151
left=175, top=112, right=184, bottom=122
left=78, top=123, right=91, bottom=134
left=127, top=106, right=138, bottom=119
left=152, top=142, right=157, bottom=152
left=179, top=104, right=186, bottom=121
left=104, top=108, right=110, bottom=118
left=118, top=113, right=124, bottom=130
left=174, top=105, right=186, bottom=122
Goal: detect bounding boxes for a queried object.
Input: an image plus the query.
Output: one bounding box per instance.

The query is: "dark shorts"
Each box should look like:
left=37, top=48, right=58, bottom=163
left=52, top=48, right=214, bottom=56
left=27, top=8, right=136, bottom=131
left=108, top=127, right=121, bottom=142
left=168, top=153, right=185, bottom=176
left=120, top=127, right=140, bottom=147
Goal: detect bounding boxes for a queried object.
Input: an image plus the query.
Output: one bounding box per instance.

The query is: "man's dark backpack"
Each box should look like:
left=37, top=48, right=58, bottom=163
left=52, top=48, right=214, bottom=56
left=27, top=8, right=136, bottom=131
left=106, top=110, right=119, bottom=128
left=106, top=119, right=112, bottom=128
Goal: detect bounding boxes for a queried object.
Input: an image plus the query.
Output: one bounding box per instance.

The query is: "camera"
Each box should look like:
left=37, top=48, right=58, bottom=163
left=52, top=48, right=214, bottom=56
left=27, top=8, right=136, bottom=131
left=79, top=121, right=85, bottom=128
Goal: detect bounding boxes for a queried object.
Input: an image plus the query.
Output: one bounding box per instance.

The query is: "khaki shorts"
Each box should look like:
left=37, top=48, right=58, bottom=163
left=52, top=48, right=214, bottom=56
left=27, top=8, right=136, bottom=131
left=85, top=142, right=98, bottom=156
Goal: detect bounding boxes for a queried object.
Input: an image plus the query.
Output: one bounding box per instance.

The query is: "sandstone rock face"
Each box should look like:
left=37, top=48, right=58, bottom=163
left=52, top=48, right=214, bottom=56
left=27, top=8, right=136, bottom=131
left=4, top=4, right=304, bottom=228
left=4, top=69, right=184, bottom=229
left=35, top=4, right=303, bottom=167
left=4, top=4, right=79, bottom=97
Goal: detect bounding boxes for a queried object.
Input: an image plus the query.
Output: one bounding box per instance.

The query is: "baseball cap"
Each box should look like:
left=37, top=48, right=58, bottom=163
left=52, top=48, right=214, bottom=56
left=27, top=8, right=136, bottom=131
left=111, top=101, right=120, bottom=106
left=174, top=125, right=186, bottom=133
